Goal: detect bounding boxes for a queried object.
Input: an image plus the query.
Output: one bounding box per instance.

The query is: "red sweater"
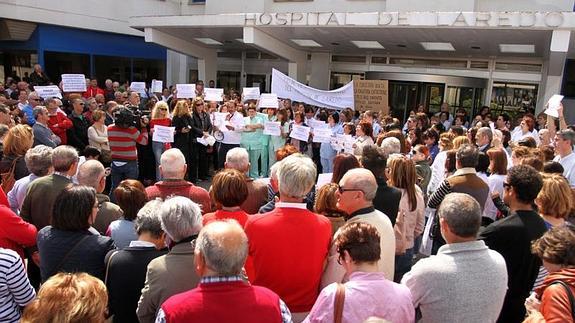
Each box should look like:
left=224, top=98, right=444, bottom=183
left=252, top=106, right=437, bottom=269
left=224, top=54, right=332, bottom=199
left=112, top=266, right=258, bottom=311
left=108, top=125, right=148, bottom=161
left=146, top=180, right=211, bottom=214
left=47, top=112, right=73, bottom=145
left=244, top=206, right=332, bottom=313
left=0, top=205, right=37, bottom=259
left=203, top=209, right=249, bottom=227
left=161, top=281, right=282, bottom=323
left=150, top=118, right=171, bottom=129
left=83, top=86, right=105, bottom=98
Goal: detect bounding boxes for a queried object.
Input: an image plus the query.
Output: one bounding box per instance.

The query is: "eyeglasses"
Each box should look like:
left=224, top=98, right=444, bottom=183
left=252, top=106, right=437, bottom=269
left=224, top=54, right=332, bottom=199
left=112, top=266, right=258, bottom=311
left=31, top=98, right=41, bottom=102
left=78, top=103, right=85, bottom=106
left=338, top=186, right=364, bottom=194
left=159, top=108, right=168, bottom=111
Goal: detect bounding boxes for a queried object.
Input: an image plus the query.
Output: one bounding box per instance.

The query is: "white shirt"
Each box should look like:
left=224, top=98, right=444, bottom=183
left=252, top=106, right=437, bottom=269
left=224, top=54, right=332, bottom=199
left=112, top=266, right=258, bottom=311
left=554, top=151, right=575, bottom=188
left=511, top=127, right=539, bottom=145
left=221, top=112, right=244, bottom=145
left=484, top=174, right=506, bottom=220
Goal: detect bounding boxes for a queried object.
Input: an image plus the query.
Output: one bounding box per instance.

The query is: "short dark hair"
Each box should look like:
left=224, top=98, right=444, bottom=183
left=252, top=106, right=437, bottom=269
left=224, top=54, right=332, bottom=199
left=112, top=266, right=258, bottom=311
left=422, top=129, right=439, bottom=143
left=499, top=113, right=510, bottom=123
left=450, top=125, right=465, bottom=136
left=507, top=165, right=543, bottom=204
left=475, top=152, right=490, bottom=173
left=360, top=145, right=387, bottom=179
left=456, top=144, right=479, bottom=168
left=335, top=222, right=380, bottom=263
left=83, top=146, right=101, bottom=159
left=52, top=185, right=96, bottom=230
left=543, top=161, right=564, bottom=175
left=532, top=225, right=575, bottom=266
left=329, top=112, right=340, bottom=124
left=113, top=180, right=148, bottom=221
left=210, top=169, right=248, bottom=207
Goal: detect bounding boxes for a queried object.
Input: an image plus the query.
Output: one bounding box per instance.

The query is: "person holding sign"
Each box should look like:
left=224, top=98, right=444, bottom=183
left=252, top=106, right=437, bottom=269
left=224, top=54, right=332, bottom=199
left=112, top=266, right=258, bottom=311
left=319, top=112, right=344, bottom=173
left=171, top=100, right=194, bottom=181
left=353, top=122, right=375, bottom=156
left=191, top=97, right=212, bottom=182
left=241, top=104, right=265, bottom=179
left=150, top=101, right=172, bottom=181
left=268, top=108, right=290, bottom=168
left=216, top=100, right=244, bottom=170
left=288, top=111, right=310, bottom=153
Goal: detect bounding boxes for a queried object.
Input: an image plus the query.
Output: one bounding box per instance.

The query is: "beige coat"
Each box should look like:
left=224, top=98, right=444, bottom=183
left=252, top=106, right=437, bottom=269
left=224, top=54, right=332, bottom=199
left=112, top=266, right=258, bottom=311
left=394, top=187, right=425, bottom=254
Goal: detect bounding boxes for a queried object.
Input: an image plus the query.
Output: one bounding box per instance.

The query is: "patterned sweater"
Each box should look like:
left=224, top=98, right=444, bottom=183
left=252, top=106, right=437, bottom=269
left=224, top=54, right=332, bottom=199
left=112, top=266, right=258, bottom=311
left=108, top=125, right=148, bottom=161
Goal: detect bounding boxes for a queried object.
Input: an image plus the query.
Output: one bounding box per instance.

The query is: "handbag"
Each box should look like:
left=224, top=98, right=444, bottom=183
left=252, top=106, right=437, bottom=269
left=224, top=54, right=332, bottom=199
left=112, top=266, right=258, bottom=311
left=334, top=283, right=346, bottom=323
left=1, top=156, right=20, bottom=193
left=551, top=280, right=575, bottom=319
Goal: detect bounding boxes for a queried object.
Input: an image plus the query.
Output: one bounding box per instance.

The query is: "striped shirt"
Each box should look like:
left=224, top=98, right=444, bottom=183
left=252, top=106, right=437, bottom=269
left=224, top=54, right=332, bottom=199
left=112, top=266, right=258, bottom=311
left=0, top=248, right=36, bottom=323
left=108, top=125, right=148, bottom=161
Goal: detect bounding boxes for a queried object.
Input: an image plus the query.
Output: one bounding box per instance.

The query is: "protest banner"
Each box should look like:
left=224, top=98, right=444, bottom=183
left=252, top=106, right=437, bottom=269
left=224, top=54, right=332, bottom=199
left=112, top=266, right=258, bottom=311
left=176, top=84, right=195, bottom=98
left=61, top=74, right=86, bottom=92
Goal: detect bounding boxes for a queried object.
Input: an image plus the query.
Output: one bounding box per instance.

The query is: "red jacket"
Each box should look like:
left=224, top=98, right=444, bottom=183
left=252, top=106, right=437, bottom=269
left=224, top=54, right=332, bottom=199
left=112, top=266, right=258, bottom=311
left=525, top=268, right=575, bottom=323
left=83, top=86, right=105, bottom=98
left=245, top=205, right=332, bottom=312
left=161, top=280, right=282, bottom=323
left=0, top=207, right=37, bottom=259
left=145, top=180, right=211, bottom=214
left=47, top=112, right=73, bottom=145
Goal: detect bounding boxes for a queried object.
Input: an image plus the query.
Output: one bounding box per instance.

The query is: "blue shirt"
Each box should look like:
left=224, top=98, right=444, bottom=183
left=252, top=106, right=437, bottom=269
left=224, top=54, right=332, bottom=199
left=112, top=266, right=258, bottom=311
left=22, top=104, right=35, bottom=126
left=320, top=123, right=343, bottom=159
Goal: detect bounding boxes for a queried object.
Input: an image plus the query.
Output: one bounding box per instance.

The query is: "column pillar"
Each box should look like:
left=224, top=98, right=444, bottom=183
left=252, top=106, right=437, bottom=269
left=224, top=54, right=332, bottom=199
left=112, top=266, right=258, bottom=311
left=310, top=52, right=330, bottom=90
left=536, top=30, right=570, bottom=114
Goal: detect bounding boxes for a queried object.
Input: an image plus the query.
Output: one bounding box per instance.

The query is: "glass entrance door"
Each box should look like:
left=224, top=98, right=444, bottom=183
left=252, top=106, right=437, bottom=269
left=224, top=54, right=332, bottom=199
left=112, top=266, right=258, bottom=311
left=389, top=82, right=418, bottom=121
left=424, top=83, right=445, bottom=114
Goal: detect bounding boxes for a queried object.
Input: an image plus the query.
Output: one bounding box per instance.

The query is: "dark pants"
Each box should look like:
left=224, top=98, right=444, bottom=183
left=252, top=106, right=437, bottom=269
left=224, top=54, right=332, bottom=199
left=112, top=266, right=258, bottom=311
left=110, top=161, right=139, bottom=202
left=193, top=143, right=209, bottom=179
left=394, top=247, right=414, bottom=283
left=217, top=143, right=240, bottom=170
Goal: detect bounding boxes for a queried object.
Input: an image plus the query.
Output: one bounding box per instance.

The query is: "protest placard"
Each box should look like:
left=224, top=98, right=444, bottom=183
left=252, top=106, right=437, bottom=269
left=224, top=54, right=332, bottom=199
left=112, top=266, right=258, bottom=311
left=290, top=124, right=310, bottom=142
left=313, top=127, right=332, bottom=143
left=353, top=80, right=389, bottom=114
left=176, top=84, right=195, bottom=99
left=316, top=173, right=332, bottom=189
left=61, top=74, right=86, bottom=92
left=130, top=82, right=146, bottom=95
left=34, top=85, right=62, bottom=99
left=151, top=80, right=163, bottom=93
left=545, top=94, right=564, bottom=118
left=205, top=88, right=224, bottom=102
left=258, top=94, right=279, bottom=108
left=152, top=125, right=175, bottom=143
left=243, top=87, right=260, bottom=101
left=263, top=121, right=281, bottom=136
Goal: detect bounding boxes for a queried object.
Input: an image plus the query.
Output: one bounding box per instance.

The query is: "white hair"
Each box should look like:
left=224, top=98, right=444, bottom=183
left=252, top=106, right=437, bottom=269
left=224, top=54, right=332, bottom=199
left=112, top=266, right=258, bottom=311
left=77, top=160, right=105, bottom=189
left=160, top=148, right=186, bottom=179
left=226, top=147, right=249, bottom=172
left=269, top=161, right=281, bottom=179
left=160, top=196, right=202, bottom=242
left=135, top=199, right=165, bottom=238
left=277, top=154, right=316, bottom=199
left=380, top=137, right=401, bottom=156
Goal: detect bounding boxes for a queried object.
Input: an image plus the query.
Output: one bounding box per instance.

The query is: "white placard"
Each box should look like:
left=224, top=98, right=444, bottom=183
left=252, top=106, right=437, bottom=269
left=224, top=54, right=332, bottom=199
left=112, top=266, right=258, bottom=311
left=205, top=88, right=224, bottom=102
left=336, top=134, right=355, bottom=153
left=151, top=79, right=163, bottom=93
left=61, top=74, right=87, bottom=92
left=213, top=112, right=228, bottom=129
left=243, top=87, right=260, bottom=101
left=176, top=84, right=195, bottom=99
left=316, top=173, right=332, bottom=188
left=34, top=85, right=62, bottom=99
left=230, top=115, right=245, bottom=129
left=313, top=127, right=333, bottom=143
left=263, top=121, right=281, bottom=136
left=308, top=119, right=328, bottom=130
left=152, top=125, right=175, bottom=143
left=130, top=82, right=146, bottom=95
left=290, top=124, right=310, bottom=142
left=545, top=94, right=564, bottom=118
left=258, top=93, right=279, bottom=108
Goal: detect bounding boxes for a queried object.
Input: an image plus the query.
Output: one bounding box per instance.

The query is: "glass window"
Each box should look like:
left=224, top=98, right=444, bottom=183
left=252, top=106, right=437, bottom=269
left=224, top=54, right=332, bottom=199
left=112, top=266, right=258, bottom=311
left=490, top=82, right=538, bottom=116
left=329, top=72, right=363, bottom=90
left=44, top=51, right=90, bottom=83
left=217, top=71, right=241, bottom=92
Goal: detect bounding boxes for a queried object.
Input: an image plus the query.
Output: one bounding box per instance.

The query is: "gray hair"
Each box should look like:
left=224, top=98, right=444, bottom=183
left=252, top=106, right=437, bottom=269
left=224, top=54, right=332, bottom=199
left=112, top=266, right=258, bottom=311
left=159, top=196, right=202, bottom=242
left=339, top=168, right=378, bottom=201
left=438, top=193, right=481, bottom=238
left=277, top=153, right=316, bottom=199
left=33, top=106, right=46, bottom=119
left=269, top=161, right=281, bottom=179
left=51, top=145, right=79, bottom=172
left=25, top=145, right=53, bottom=176
left=77, top=160, right=105, bottom=189
left=135, top=199, right=165, bottom=238
left=160, top=148, right=186, bottom=179
left=28, top=91, right=39, bottom=100
left=226, top=147, right=249, bottom=172
left=44, top=97, right=57, bottom=107
left=456, top=144, right=479, bottom=168
left=195, top=220, right=248, bottom=276
left=557, top=129, right=575, bottom=146
left=477, top=127, right=493, bottom=142
left=380, top=137, right=401, bottom=156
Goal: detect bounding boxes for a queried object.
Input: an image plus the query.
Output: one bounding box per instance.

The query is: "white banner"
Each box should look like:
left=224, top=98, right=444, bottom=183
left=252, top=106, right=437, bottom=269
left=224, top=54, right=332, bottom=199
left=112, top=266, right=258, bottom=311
left=34, top=85, right=62, bottom=99
left=271, top=68, right=354, bottom=110
left=61, top=74, right=86, bottom=92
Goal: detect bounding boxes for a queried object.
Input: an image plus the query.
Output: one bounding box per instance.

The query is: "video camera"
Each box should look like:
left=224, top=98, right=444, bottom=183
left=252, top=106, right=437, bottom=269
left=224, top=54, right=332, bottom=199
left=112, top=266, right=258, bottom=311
left=114, top=106, right=150, bottom=128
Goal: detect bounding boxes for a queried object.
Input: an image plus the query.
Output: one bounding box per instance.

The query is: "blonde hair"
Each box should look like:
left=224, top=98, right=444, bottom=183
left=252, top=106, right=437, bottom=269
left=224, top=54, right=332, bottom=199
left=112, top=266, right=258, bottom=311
left=21, top=272, right=107, bottom=323
left=453, top=136, right=470, bottom=150
left=4, top=124, right=33, bottom=157
left=172, top=100, right=190, bottom=118
left=91, top=109, right=105, bottom=122
left=536, top=174, right=575, bottom=219
left=151, top=101, right=169, bottom=119
left=438, top=132, right=455, bottom=151
left=191, top=97, right=205, bottom=114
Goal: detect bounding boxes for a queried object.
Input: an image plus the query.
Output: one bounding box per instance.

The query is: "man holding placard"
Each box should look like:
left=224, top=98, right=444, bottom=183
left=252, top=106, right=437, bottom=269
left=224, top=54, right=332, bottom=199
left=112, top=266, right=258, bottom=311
left=216, top=100, right=244, bottom=170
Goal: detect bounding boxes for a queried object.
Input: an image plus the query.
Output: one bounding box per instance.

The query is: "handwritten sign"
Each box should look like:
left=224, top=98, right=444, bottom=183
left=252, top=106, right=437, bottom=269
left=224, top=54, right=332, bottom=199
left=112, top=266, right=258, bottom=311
left=243, top=87, right=260, bottom=101
left=176, top=84, right=195, bottom=99
left=130, top=82, right=146, bottom=95
left=34, top=85, right=62, bottom=99
left=308, top=119, right=328, bottom=130
left=353, top=80, right=389, bottom=114
left=258, top=93, right=279, bottom=108
left=313, top=127, right=332, bottom=143
left=290, top=124, right=310, bottom=142
left=151, top=79, right=163, bottom=93
left=263, top=121, right=281, bottom=136
left=205, top=88, right=224, bottom=102
left=61, top=74, right=86, bottom=92
left=152, top=125, right=175, bottom=143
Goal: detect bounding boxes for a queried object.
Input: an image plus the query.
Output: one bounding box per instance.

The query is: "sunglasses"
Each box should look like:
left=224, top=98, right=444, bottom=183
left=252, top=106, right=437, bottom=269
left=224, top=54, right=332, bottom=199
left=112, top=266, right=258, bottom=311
left=159, top=108, right=168, bottom=111
left=338, top=186, right=364, bottom=194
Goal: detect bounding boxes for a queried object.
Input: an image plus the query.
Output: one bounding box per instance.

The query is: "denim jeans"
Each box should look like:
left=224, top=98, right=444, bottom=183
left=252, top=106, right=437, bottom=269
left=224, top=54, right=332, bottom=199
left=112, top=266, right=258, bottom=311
left=152, top=141, right=165, bottom=181
left=394, top=247, right=414, bottom=283
left=110, top=161, right=139, bottom=202
left=320, top=156, right=334, bottom=173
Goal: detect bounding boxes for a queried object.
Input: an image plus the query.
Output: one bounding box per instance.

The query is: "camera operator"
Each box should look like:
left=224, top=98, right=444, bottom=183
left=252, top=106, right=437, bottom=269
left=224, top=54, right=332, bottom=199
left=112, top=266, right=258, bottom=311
left=108, top=106, right=149, bottom=199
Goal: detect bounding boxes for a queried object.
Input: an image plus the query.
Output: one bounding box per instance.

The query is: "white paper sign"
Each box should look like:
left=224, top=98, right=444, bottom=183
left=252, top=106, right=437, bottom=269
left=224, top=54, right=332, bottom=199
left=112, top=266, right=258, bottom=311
left=151, top=80, right=163, bottom=93
left=263, top=121, right=281, bottom=136
left=309, top=119, right=328, bottom=130
left=258, top=94, right=279, bottom=109
left=176, top=84, right=195, bottom=99
left=545, top=94, right=564, bottom=118
left=243, top=87, right=260, bottom=101
left=130, top=82, right=146, bottom=95
left=61, top=74, right=86, bottom=92
left=336, top=134, right=355, bottom=153
left=213, top=112, right=228, bottom=129
left=230, top=115, right=245, bottom=129
left=290, top=124, right=310, bottom=142
left=271, top=68, right=354, bottom=110
left=313, top=127, right=333, bottom=143
left=316, top=173, right=332, bottom=188
left=34, top=85, right=62, bottom=99
left=152, top=125, right=175, bottom=143
left=205, top=88, right=224, bottom=102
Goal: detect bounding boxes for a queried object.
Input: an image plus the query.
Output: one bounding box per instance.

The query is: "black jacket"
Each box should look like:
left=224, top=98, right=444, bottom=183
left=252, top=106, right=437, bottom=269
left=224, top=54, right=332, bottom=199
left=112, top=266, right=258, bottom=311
left=191, top=111, right=213, bottom=140
left=67, top=113, right=90, bottom=152
left=373, top=177, right=402, bottom=225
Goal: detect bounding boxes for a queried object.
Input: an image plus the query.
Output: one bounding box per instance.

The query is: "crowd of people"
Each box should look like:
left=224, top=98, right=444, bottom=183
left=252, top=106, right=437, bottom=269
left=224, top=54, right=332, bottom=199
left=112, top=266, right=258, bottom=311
left=0, top=66, right=574, bottom=323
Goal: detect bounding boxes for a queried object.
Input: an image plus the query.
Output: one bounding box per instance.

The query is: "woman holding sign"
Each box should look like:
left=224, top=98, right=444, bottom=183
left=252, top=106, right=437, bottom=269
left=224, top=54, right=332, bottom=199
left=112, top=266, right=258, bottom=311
left=288, top=111, right=309, bottom=153
left=268, top=108, right=290, bottom=168
left=150, top=101, right=172, bottom=181
left=319, top=112, right=343, bottom=173
left=171, top=100, right=193, bottom=181
left=191, top=97, right=212, bottom=182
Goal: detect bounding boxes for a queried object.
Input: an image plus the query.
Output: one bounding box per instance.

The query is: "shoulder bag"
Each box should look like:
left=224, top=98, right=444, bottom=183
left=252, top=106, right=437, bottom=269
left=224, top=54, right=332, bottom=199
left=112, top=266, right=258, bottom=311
left=551, top=280, right=575, bottom=319
left=1, top=156, right=20, bottom=192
